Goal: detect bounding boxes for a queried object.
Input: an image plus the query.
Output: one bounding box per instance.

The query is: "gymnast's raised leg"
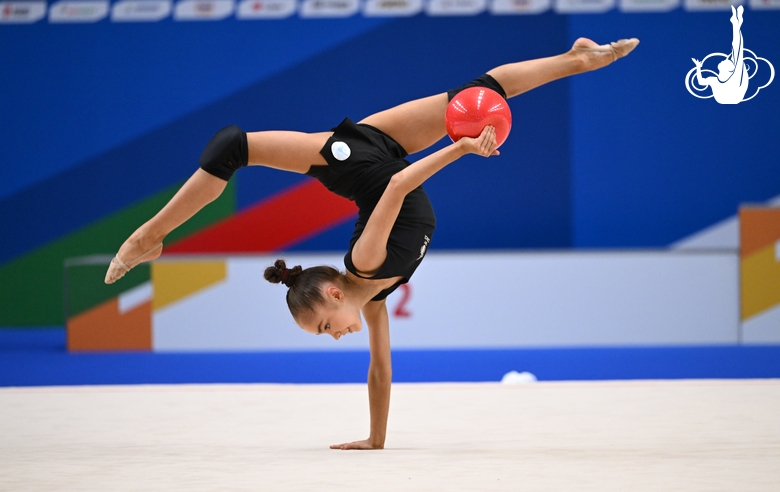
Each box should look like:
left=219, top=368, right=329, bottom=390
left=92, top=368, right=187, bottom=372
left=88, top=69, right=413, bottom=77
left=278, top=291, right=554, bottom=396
left=357, top=37, right=638, bottom=156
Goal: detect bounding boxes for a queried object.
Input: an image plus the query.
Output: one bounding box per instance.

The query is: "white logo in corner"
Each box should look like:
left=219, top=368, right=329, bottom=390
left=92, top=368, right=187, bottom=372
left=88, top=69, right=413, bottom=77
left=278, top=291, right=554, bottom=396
left=417, top=235, right=430, bottom=261
left=331, top=141, right=351, bottom=161
left=685, top=5, right=774, bottom=104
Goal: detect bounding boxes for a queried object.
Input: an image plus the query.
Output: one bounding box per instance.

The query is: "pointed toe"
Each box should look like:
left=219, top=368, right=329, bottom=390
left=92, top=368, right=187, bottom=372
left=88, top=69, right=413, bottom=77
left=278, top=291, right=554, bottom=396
left=104, top=256, right=129, bottom=284
left=104, top=244, right=162, bottom=285
left=611, top=38, right=640, bottom=59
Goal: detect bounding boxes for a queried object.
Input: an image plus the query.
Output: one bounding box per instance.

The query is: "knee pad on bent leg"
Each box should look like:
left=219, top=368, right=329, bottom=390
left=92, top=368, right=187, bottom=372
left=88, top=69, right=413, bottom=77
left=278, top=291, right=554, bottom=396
left=447, top=74, right=507, bottom=102
left=199, top=125, right=249, bottom=181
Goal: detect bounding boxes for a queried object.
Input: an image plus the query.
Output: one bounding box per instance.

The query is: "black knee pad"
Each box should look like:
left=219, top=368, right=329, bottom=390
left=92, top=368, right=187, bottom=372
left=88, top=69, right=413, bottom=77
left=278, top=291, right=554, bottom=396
left=199, top=125, right=248, bottom=181
left=447, top=74, right=507, bottom=101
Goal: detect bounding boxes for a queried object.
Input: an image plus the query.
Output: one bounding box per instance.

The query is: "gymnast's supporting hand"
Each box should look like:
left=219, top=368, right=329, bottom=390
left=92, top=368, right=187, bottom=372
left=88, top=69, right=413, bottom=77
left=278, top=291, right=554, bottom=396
left=330, top=296, right=391, bottom=451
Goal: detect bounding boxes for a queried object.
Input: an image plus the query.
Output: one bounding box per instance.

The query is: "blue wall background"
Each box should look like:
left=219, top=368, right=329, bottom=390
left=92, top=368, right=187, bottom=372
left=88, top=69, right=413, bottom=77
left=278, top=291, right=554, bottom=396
left=570, top=11, right=780, bottom=247
left=2, top=9, right=778, bottom=261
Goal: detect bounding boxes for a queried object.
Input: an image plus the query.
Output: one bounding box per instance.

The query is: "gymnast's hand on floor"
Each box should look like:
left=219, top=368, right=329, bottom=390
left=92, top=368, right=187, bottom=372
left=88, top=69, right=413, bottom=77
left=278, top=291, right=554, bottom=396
left=330, top=438, right=384, bottom=450
left=457, top=125, right=500, bottom=157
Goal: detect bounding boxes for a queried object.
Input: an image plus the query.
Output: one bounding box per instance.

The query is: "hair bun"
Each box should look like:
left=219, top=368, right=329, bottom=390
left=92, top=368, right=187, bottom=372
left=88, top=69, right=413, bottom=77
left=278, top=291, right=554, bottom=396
left=263, top=259, right=302, bottom=288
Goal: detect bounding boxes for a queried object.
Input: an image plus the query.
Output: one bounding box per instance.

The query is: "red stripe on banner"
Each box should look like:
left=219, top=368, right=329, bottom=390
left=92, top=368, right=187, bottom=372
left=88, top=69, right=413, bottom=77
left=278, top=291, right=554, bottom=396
left=165, top=180, right=357, bottom=254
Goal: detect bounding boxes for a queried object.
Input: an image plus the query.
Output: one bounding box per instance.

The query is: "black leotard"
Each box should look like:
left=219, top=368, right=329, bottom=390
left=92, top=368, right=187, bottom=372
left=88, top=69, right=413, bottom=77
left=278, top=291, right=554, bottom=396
left=306, top=118, right=436, bottom=301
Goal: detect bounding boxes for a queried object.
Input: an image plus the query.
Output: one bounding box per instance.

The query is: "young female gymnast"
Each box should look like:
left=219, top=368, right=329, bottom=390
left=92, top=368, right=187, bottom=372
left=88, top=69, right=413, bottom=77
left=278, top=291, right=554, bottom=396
left=105, top=37, right=638, bottom=450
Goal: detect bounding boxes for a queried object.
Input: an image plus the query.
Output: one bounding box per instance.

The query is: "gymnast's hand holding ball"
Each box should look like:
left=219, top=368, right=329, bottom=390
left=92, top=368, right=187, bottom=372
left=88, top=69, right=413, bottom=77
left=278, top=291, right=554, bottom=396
left=456, top=125, right=500, bottom=157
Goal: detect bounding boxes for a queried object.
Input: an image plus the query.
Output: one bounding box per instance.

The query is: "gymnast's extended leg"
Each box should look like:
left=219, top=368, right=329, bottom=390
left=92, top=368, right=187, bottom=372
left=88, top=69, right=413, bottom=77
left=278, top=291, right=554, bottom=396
left=105, top=128, right=331, bottom=283
left=358, top=37, right=639, bottom=156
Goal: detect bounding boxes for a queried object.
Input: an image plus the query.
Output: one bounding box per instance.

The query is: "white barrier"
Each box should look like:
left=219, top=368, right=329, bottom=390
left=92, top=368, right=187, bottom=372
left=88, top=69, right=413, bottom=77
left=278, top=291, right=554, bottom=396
left=152, top=251, right=740, bottom=351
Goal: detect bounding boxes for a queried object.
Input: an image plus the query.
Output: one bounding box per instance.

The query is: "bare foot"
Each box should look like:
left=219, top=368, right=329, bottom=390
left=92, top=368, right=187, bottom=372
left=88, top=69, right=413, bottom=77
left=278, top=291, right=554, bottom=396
left=571, top=37, right=640, bottom=72
left=105, top=232, right=164, bottom=284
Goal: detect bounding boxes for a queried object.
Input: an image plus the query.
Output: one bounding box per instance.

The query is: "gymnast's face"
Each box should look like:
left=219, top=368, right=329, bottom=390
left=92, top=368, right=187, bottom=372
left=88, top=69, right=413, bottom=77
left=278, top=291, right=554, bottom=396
left=299, top=285, right=363, bottom=340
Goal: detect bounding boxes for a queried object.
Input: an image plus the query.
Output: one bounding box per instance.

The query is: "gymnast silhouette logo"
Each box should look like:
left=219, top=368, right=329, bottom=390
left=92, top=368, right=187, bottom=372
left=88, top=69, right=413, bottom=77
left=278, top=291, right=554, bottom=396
left=685, top=5, right=774, bottom=104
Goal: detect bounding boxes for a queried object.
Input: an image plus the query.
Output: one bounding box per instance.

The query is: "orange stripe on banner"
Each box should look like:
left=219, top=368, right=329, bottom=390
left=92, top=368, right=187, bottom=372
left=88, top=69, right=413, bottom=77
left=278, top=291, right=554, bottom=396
left=740, top=207, right=780, bottom=258
left=165, top=180, right=358, bottom=254
left=67, top=298, right=152, bottom=352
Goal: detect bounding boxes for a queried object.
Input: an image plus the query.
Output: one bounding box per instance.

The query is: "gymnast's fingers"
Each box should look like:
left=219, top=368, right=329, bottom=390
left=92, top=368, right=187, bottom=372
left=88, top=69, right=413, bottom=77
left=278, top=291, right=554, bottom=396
left=477, top=126, right=490, bottom=155
left=482, top=126, right=497, bottom=157
left=330, top=439, right=378, bottom=450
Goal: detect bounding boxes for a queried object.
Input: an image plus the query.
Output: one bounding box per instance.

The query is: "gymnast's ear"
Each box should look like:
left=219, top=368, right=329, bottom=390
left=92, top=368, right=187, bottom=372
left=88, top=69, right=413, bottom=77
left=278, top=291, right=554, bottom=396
left=325, top=284, right=345, bottom=301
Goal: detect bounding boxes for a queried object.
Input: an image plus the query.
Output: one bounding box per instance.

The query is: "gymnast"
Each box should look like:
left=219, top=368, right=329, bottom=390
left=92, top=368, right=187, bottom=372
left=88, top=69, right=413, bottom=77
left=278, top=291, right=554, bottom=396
left=105, top=37, right=639, bottom=450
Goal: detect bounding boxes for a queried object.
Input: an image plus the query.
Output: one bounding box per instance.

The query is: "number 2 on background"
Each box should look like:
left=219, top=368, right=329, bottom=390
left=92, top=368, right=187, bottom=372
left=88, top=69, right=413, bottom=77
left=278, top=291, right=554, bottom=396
left=393, top=283, right=412, bottom=318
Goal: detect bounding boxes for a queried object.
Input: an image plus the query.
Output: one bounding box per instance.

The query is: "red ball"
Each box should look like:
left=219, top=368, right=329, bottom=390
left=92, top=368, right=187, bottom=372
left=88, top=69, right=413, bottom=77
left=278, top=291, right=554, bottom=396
left=445, top=87, right=512, bottom=148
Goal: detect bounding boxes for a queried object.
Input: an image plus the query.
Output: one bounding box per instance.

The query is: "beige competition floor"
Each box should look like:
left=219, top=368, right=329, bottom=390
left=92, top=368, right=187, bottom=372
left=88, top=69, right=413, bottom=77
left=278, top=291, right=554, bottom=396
left=1, top=380, right=779, bottom=491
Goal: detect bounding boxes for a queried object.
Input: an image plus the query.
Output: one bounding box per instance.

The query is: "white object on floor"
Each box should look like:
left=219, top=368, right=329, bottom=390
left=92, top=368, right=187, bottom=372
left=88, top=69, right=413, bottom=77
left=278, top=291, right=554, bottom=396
left=500, top=370, right=538, bottom=384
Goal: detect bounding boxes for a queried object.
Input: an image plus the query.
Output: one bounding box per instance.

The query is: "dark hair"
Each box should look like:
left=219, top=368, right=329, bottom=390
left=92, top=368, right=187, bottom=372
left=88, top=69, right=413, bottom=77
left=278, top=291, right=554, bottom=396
left=264, top=259, right=342, bottom=320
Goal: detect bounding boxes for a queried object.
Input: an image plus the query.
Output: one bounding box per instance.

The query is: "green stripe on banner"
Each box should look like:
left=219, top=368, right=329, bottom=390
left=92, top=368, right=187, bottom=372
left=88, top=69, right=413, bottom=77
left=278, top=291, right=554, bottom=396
left=65, top=264, right=151, bottom=320
left=0, top=180, right=235, bottom=326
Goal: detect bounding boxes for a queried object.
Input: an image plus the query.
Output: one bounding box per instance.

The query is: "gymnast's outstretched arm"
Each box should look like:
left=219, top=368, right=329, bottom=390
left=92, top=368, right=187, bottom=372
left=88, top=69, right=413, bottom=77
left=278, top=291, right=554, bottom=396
left=331, top=299, right=392, bottom=450
left=349, top=126, right=497, bottom=275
